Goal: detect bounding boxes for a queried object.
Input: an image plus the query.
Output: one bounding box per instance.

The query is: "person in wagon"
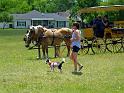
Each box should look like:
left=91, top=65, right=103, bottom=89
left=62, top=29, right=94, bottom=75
left=70, top=22, right=83, bottom=72
left=102, top=15, right=109, bottom=28
left=93, top=16, right=105, bottom=38
left=92, top=16, right=98, bottom=37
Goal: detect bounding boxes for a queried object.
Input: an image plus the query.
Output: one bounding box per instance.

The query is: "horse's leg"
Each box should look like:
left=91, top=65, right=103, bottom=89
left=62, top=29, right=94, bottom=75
left=66, top=45, right=71, bottom=57
left=37, top=44, right=41, bottom=59
left=64, top=39, right=71, bottom=57
left=56, top=45, right=60, bottom=57
left=46, top=45, right=49, bottom=58
left=54, top=46, right=57, bottom=58
left=42, top=45, right=46, bottom=59
left=54, top=45, right=60, bottom=58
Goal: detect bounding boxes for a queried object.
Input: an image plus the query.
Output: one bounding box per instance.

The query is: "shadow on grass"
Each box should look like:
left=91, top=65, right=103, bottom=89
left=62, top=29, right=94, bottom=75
left=27, top=58, right=42, bottom=61
left=72, top=71, right=83, bottom=75
left=26, top=56, right=70, bottom=64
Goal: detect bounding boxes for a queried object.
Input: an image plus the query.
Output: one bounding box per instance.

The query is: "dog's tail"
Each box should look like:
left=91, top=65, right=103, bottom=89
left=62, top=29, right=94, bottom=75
left=58, top=58, right=65, bottom=69
left=60, top=58, right=65, bottom=65
left=60, top=61, right=64, bottom=64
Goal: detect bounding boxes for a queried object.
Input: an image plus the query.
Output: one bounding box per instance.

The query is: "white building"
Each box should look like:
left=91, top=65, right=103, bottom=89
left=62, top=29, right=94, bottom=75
left=11, top=10, right=69, bottom=29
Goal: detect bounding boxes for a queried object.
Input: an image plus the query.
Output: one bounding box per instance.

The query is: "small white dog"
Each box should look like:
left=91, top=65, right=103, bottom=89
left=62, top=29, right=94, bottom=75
left=46, top=58, right=65, bottom=72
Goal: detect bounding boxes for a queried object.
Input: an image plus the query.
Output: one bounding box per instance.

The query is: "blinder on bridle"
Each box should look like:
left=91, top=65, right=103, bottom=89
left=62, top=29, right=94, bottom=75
left=26, top=27, right=46, bottom=46
left=23, top=29, right=35, bottom=47
left=45, top=58, right=50, bottom=64
left=63, top=35, right=71, bottom=38
left=24, top=30, right=31, bottom=41
left=23, top=30, right=29, bottom=42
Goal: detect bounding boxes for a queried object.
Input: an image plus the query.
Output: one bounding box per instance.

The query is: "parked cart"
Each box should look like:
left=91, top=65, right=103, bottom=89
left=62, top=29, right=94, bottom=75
left=78, top=5, right=124, bottom=55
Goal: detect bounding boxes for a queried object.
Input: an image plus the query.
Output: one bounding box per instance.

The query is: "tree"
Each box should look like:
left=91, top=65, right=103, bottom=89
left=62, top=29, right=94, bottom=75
left=0, top=12, right=13, bottom=29
left=69, top=0, right=100, bottom=23
left=100, top=0, right=124, bottom=21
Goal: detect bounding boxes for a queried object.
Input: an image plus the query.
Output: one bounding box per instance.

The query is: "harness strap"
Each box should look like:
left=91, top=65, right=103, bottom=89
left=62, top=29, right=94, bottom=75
left=35, top=33, right=45, bottom=46
left=51, top=30, right=55, bottom=46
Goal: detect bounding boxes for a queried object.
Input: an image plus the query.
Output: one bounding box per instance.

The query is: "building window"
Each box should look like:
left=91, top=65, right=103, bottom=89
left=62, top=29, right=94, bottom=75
left=32, top=20, right=42, bottom=26
left=58, top=21, right=66, bottom=27
left=48, top=21, right=55, bottom=28
left=17, top=21, right=26, bottom=26
left=43, top=20, right=48, bottom=27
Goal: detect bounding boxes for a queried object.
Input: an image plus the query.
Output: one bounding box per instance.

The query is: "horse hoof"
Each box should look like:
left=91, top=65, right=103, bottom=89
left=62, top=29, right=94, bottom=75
left=42, top=56, right=46, bottom=59
left=54, top=56, right=59, bottom=58
left=36, top=57, right=41, bottom=60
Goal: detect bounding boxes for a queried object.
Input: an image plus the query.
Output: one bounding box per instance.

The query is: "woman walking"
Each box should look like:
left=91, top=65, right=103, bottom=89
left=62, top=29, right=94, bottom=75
left=70, top=22, right=83, bottom=72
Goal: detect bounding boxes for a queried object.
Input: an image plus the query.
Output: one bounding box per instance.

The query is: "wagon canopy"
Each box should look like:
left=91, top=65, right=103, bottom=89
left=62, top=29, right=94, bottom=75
left=79, top=5, right=124, bottom=14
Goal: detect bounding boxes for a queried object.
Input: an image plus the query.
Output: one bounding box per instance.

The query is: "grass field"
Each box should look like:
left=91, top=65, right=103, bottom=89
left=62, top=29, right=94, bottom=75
left=0, top=29, right=124, bottom=93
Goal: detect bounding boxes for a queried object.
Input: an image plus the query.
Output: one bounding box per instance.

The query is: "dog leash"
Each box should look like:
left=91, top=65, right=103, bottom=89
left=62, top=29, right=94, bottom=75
left=59, top=46, right=66, bottom=57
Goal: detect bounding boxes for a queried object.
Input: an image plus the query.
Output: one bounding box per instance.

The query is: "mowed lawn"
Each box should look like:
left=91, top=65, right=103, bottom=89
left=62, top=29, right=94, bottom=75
left=0, top=29, right=124, bottom=93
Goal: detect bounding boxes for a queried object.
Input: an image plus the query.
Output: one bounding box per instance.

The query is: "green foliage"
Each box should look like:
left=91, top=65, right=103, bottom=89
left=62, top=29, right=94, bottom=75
left=0, top=0, right=100, bottom=14
left=0, top=0, right=11, bottom=12
left=77, top=0, right=99, bottom=8
left=0, top=0, right=100, bottom=24
left=0, top=12, right=13, bottom=22
left=16, top=1, right=31, bottom=13
left=76, top=0, right=100, bottom=22
left=108, top=0, right=124, bottom=5
left=100, top=0, right=124, bottom=21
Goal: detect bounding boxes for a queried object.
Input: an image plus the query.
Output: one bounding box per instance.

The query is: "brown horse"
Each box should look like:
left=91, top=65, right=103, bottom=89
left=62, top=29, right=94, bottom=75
left=24, top=25, right=45, bottom=47
left=24, top=26, right=72, bottom=58
left=41, top=27, right=72, bottom=58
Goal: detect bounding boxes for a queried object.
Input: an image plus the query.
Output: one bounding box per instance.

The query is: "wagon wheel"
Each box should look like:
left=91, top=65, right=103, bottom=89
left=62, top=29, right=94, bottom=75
left=91, top=38, right=106, bottom=54
left=79, top=39, right=89, bottom=55
left=106, top=38, right=123, bottom=53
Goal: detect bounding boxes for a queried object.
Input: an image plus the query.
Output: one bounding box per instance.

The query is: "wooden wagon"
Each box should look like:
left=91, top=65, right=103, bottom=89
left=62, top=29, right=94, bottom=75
left=78, top=5, right=124, bottom=55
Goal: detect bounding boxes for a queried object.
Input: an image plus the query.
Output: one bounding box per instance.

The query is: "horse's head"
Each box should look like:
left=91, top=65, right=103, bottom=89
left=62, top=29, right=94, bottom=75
left=23, top=25, right=45, bottom=47
left=57, top=28, right=72, bottom=46
left=23, top=28, right=35, bottom=47
left=59, top=28, right=72, bottom=38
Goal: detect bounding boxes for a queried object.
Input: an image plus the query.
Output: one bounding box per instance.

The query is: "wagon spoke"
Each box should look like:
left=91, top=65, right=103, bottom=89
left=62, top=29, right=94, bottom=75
left=106, top=38, right=122, bottom=53
left=79, top=39, right=89, bottom=55
left=91, top=38, right=106, bottom=54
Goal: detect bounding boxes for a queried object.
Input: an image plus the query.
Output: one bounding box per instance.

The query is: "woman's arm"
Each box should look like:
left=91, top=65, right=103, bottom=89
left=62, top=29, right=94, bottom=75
left=71, top=30, right=80, bottom=42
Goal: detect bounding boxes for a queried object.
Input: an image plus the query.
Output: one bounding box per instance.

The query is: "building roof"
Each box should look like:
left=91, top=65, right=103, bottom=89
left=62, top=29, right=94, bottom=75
left=57, top=10, right=82, bottom=22
left=57, top=11, right=70, bottom=18
left=12, top=10, right=68, bottom=21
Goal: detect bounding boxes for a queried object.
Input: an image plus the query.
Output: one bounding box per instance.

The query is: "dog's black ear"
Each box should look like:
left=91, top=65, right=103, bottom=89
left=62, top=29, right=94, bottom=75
left=46, top=58, right=49, bottom=63
left=45, top=60, right=48, bottom=64
left=46, top=58, right=49, bottom=61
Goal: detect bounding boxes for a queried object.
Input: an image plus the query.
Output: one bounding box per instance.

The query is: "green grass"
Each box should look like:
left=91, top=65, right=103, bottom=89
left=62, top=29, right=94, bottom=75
left=0, top=29, right=124, bottom=93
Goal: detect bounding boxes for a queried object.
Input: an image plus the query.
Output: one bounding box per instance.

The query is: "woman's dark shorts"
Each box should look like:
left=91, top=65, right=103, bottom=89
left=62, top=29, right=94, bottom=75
left=72, top=45, right=80, bottom=52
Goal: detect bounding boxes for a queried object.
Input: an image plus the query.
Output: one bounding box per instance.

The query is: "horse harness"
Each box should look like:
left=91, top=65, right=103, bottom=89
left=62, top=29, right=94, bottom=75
left=36, top=29, right=71, bottom=46
left=35, top=29, right=55, bottom=46
left=51, top=30, right=55, bottom=46
left=33, top=33, right=45, bottom=46
left=50, top=29, right=71, bottom=46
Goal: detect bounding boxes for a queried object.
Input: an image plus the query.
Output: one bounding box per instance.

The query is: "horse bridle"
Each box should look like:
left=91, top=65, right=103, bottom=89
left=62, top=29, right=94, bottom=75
left=30, top=28, right=45, bottom=46
left=63, top=29, right=72, bottom=39
left=24, top=32, right=32, bottom=43
left=36, top=33, right=45, bottom=45
left=29, top=28, right=72, bottom=46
